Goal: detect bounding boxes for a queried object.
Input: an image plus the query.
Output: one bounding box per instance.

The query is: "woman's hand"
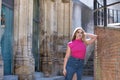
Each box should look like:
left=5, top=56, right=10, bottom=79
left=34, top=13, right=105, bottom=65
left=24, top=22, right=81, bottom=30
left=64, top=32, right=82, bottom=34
left=63, top=68, right=67, bottom=76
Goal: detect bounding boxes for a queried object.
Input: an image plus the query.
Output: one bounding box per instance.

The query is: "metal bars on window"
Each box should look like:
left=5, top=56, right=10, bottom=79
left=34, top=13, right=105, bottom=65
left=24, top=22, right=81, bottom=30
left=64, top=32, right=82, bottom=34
left=94, top=0, right=120, bottom=27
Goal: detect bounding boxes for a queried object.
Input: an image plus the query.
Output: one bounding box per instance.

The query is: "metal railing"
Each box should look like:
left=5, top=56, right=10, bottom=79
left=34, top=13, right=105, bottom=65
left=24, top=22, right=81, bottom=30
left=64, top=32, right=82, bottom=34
left=94, top=0, right=120, bottom=27
left=107, top=9, right=120, bottom=24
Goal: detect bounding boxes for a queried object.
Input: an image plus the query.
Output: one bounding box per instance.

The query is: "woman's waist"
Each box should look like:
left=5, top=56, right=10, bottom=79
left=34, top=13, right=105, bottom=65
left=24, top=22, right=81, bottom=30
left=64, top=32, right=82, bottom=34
left=71, top=53, right=85, bottom=59
left=69, top=56, right=84, bottom=61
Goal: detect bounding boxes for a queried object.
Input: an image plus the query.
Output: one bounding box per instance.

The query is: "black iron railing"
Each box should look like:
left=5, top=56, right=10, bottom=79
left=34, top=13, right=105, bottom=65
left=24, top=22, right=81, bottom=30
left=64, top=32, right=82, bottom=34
left=94, top=0, right=120, bottom=27
left=107, top=9, right=120, bottom=24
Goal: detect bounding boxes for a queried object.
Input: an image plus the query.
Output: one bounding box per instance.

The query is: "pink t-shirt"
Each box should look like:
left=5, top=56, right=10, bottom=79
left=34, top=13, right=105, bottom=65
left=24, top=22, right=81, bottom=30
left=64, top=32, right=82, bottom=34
left=68, top=39, right=86, bottom=59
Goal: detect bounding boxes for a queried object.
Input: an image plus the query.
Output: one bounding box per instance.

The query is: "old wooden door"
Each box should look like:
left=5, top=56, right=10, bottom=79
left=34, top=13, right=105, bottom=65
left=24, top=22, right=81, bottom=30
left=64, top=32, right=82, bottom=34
left=1, top=2, right=14, bottom=75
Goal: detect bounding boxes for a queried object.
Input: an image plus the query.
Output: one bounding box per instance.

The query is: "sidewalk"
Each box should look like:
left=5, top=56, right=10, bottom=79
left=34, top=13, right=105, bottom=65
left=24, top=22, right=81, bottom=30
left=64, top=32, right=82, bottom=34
left=4, top=75, right=94, bottom=80
left=37, top=76, right=94, bottom=80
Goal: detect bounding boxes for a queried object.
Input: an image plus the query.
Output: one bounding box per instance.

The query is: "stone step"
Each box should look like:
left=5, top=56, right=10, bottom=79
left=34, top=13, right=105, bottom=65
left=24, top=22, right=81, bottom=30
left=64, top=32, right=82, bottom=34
left=33, top=72, right=65, bottom=80
left=52, top=76, right=65, bottom=80
left=35, top=76, right=65, bottom=80
left=83, top=52, right=94, bottom=76
left=33, top=72, right=45, bottom=80
left=37, top=76, right=93, bottom=80
left=4, top=75, right=18, bottom=80
left=3, top=75, right=93, bottom=80
left=0, top=77, right=3, bottom=80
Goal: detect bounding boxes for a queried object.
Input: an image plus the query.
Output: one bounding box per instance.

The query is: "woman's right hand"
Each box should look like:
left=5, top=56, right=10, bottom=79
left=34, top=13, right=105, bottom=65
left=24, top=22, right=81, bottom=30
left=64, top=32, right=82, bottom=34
left=63, top=68, right=67, bottom=76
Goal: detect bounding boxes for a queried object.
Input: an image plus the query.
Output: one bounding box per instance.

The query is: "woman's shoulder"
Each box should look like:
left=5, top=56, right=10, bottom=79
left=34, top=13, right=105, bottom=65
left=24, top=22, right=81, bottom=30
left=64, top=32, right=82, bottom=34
left=68, top=41, right=73, bottom=44
left=67, top=41, right=73, bottom=47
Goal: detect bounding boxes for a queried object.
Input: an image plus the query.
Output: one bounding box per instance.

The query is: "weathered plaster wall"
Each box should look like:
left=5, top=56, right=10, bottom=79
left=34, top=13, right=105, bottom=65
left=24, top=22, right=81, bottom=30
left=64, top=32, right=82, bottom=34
left=14, top=0, right=35, bottom=80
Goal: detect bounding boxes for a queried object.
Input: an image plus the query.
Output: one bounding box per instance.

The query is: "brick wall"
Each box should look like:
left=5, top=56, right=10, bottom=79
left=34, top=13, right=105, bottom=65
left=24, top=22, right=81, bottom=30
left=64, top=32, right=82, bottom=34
left=94, top=27, right=120, bottom=80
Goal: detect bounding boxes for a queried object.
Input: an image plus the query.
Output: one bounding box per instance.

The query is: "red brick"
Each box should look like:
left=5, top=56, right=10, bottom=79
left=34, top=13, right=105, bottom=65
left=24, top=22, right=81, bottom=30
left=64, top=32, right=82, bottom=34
left=94, top=27, right=120, bottom=80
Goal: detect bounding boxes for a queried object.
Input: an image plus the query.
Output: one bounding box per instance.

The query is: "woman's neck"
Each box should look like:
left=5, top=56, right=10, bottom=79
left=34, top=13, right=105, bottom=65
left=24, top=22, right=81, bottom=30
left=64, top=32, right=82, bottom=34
left=75, top=38, right=82, bottom=40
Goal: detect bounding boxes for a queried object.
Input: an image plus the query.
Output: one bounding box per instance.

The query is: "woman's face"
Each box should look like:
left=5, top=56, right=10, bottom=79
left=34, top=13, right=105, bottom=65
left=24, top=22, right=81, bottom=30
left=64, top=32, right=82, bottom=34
left=75, top=29, right=83, bottom=39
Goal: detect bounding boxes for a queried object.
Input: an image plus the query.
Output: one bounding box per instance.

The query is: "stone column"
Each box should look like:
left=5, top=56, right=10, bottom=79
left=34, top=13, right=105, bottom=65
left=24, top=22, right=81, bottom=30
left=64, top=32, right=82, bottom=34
left=0, top=0, right=4, bottom=79
left=39, top=0, right=72, bottom=76
left=14, top=0, right=34, bottom=80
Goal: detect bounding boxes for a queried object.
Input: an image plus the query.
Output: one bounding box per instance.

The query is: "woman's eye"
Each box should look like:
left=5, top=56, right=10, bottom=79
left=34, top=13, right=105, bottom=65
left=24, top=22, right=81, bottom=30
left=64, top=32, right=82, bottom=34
left=77, top=32, right=82, bottom=34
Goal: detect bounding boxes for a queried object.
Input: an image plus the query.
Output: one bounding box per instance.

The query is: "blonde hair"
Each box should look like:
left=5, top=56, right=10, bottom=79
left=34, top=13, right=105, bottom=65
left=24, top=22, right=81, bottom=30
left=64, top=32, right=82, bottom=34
left=72, top=27, right=86, bottom=43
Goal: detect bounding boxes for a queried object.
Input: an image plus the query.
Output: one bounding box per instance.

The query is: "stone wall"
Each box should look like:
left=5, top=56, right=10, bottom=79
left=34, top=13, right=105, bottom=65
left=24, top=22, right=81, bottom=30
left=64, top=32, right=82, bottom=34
left=94, top=27, right=120, bottom=80
left=39, top=0, right=72, bottom=76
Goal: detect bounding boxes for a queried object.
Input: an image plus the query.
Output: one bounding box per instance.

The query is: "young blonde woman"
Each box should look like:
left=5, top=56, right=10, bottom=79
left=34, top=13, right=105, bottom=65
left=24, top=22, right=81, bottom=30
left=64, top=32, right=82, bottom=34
left=63, top=27, right=97, bottom=80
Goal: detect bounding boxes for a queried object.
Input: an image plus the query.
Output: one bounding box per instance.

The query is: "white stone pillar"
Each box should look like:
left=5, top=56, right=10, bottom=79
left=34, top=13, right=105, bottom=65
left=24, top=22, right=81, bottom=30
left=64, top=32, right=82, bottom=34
left=14, top=0, right=34, bottom=80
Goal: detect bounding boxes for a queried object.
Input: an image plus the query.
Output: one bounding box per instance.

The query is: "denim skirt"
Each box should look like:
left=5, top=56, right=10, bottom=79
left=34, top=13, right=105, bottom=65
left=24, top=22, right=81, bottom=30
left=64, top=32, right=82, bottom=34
left=65, top=56, right=84, bottom=80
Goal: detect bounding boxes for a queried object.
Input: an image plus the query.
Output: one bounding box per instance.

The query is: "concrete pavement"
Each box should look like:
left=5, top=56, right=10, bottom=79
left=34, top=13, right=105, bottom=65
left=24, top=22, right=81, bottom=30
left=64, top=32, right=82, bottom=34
left=3, top=72, right=94, bottom=80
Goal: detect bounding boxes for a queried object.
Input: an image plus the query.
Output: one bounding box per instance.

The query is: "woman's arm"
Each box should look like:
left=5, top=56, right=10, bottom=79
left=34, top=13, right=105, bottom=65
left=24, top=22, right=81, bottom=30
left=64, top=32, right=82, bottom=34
left=85, top=33, right=97, bottom=45
left=63, top=45, right=71, bottom=76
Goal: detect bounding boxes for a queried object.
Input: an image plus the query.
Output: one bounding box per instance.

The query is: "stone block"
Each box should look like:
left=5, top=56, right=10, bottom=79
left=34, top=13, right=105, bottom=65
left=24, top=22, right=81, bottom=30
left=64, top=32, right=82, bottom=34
left=33, top=72, right=44, bottom=80
left=0, top=75, right=3, bottom=80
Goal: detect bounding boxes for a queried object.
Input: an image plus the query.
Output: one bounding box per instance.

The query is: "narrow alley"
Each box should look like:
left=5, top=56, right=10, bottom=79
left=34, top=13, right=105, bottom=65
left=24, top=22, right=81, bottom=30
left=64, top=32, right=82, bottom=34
left=0, top=0, right=120, bottom=80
